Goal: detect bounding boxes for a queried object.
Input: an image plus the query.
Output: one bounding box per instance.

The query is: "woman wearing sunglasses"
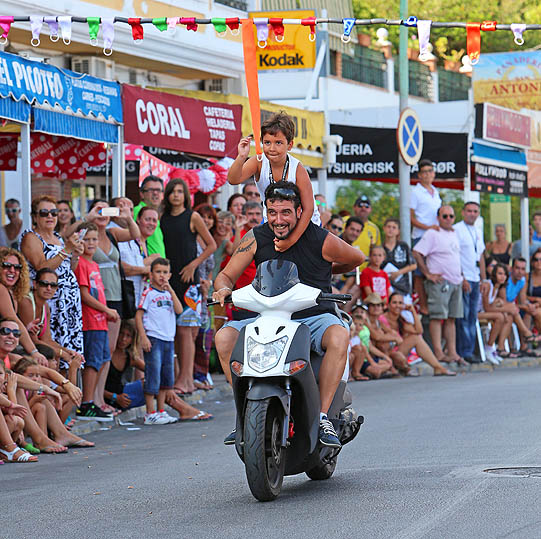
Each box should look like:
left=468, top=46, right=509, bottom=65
left=18, top=268, right=84, bottom=368
left=0, top=248, right=47, bottom=366
left=20, top=196, right=85, bottom=370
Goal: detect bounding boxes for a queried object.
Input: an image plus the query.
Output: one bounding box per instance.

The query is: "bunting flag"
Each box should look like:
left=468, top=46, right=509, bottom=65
left=467, top=22, right=482, bottom=65
left=128, top=18, right=144, bottom=41
left=0, top=16, right=14, bottom=43
left=269, top=18, right=285, bottom=42
left=102, top=18, right=115, bottom=55
left=30, top=16, right=43, bottom=46
left=211, top=17, right=227, bottom=35
left=44, top=16, right=59, bottom=42
left=87, top=17, right=100, bottom=45
left=125, top=144, right=230, bottom=194
left=58, top=16, right=72, bottom=45
left=417, top=20, right=433, bottom=61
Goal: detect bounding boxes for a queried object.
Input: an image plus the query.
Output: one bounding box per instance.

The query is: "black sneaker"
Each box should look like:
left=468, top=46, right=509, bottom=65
left=76, top=403, right=113, bottom=422
left=319, top=417, right=341, bottom=448
left=223, top=429, right=236, bottom=445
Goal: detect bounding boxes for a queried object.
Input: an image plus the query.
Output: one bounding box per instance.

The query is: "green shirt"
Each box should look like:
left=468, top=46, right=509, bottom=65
left=133, top=201, right=165, bottom=257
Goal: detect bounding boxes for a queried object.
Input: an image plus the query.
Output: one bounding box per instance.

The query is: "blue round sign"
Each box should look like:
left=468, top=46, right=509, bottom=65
left=397, top=108, right=423, bottom=165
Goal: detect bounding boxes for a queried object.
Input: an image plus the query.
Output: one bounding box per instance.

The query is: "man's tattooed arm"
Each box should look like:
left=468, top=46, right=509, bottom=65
left=234, top=230, right=256, bottom=255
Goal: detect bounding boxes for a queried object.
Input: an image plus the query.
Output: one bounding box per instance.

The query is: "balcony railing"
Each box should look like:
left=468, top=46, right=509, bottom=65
left=438, top=69, right=471, bottom=102
left=341, top=47, right=386, bottom=88
left=394, top=60, right=433, bottom=100
left=215, top=0, right=248, bottom=10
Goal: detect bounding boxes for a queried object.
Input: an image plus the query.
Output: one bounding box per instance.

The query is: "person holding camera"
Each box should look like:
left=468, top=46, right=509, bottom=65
left=454, top=202, right=487, bottom=364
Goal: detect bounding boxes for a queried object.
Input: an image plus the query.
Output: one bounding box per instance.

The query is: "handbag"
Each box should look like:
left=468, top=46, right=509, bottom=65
left=106, top=230, right=137, bottom=319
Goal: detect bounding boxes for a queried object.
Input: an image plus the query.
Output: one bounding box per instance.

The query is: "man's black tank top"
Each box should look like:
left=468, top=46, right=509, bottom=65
left=160, top=209, right=199, bottom=306
left=253, top=222, right=334, bottom=319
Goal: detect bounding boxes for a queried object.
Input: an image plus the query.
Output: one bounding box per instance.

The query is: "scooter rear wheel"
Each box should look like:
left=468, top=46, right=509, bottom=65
left=306, top=455, right=337, bottom=480
left=243, top=398, right=285, bottom=501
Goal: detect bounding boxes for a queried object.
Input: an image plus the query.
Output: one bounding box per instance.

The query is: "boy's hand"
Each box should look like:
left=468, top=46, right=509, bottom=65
left=141, top=336, right=152, bottom=353
left=237, top=135, right=252, bottom=160
left=105, top=308, right=120, bottom=322
left=273, top=237, right=294, bottom=252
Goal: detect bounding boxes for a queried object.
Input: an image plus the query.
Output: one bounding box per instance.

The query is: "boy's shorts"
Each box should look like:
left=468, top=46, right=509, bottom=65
left=143, top=337, right=174, bottom=395
left=83, top=330, right=111, bottom=371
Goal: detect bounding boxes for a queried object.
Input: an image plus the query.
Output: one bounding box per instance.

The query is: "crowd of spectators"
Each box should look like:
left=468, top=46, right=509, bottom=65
left=3, top=146, right=541, bottom=463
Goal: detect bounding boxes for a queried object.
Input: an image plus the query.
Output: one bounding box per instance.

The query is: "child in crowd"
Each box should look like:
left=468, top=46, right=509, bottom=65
left=74, top=223, right=119, bottom=422
left=227, top=112, right=319, bottom=251
left=360, top=245, right=391, bottom=303
left=350, top=306, right=393, bottom=380
left=136, top=258, right=183, bottom=425
left=105, top=320, right=212, bottom=421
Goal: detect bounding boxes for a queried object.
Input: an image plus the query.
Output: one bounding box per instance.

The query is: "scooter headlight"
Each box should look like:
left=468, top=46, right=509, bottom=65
left=247, top=336, right=289, bottom=373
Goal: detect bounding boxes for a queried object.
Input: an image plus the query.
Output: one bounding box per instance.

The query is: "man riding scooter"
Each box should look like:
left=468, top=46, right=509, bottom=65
left=213, top=181, right=365, bottom=448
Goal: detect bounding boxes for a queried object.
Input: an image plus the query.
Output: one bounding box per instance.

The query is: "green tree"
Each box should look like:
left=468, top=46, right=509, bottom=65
left=352, top=0, right=540, bottom=61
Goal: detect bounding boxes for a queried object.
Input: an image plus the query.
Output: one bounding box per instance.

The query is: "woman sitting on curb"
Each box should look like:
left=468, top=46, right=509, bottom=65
left=105, top=320, right=213, bottom=421
left=370, top=292, right=456, bottom=377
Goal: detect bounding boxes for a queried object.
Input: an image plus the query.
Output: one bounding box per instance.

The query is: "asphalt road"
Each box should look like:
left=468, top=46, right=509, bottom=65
left=5, top=368, right=541, bottom=539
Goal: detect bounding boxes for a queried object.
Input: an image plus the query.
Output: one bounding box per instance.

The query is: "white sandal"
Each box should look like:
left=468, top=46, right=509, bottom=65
left=0, top=445, right=38, bottom=463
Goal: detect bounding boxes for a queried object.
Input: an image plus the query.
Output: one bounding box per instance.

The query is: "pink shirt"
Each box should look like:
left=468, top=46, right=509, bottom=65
left=413, top=228, right=462, bottom=285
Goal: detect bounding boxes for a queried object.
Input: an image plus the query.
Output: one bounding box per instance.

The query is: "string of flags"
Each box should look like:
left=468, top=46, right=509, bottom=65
left=0, top=15, right=538, bottom=63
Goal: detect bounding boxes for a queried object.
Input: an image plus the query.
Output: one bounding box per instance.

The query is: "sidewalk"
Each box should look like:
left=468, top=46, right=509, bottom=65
left=71, top=374, right=232, bottom=437
left=71, top=355, right=541, bottom=437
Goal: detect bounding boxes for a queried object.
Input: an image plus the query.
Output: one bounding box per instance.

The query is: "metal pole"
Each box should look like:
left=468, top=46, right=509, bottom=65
left=20, top=123, right=32, bottom=231
left=521, top=196, right=529, bottom=269
left=112, top=126, right=125, bottom=198
left=318, top=9, right=330, bottom=199
left=398, top=0, right=411, bottom=246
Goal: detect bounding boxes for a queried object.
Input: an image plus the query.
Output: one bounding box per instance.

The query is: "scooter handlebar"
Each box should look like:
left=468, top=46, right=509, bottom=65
left=207, top=296, right=233, bottom=306
left=318, top=292, right=352, bottom=304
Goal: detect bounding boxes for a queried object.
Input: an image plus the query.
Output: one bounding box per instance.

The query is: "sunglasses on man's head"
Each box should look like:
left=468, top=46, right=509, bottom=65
left=38, top=209, right=59, bottom=217
left=38, top=280, right=59, bottom=288
left=268, top=188, right=297, bottom=198
left=0, top=327, right=21, bottom=337
left=2, top=262, right=22, bottom=270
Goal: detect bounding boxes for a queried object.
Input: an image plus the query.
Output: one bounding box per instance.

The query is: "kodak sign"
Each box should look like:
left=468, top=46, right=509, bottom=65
left=249, top=10, right=316, bottom=71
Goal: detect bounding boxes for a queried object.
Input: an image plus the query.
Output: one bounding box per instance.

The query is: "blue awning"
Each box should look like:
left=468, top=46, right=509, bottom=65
left=472, top=140, right=527, bottom=171
left=33, top=108, right=118, bottom=144
left=0, top=96, right=30, bottom=123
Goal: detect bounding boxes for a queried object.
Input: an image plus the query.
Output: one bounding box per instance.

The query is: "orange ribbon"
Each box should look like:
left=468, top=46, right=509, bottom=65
left=467, top=22, right=481, bottom=64
left=241, top=19, right=262, bottom=158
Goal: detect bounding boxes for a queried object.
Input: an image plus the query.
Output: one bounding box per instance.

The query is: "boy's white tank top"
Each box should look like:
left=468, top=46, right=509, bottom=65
left=256, top=153, right=321, bottom=225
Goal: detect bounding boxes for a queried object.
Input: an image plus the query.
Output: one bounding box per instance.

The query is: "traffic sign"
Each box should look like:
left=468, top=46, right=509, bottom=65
left=397, top=108, right=423, bottom=165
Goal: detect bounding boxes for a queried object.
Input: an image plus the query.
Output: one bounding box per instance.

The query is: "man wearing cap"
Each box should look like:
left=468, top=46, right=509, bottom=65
left=213, top=180, right=365, bottom=449
left=352, top=195, right=381, bottom=260
left=413, top=205, right=464, bottom=365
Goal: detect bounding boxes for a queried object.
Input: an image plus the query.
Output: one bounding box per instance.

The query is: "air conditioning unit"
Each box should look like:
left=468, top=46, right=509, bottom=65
left=203, top=78, right=234, bottom=94
left=71, top=56, right=115, bottom=80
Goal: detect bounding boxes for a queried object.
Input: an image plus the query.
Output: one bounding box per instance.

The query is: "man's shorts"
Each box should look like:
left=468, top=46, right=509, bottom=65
left=224, top=312, right=348, bottom=356
left=425, top=280, right=464, bottom=320
left=83, top=330, right=111, bottom=371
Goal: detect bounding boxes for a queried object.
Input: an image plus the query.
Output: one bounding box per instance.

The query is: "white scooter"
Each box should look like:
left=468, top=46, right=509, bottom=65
left=211, top=260, right=363, bottom=502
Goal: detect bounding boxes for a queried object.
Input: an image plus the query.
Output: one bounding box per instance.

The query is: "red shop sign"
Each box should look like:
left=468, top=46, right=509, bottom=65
left=481, top=103, right=531, bottom=149
left=0, top=134, right=18, bottom=170
left=122, top=84, right=242, bottom=158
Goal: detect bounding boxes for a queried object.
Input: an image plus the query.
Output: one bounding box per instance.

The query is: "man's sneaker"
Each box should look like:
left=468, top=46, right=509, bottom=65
left=223, top=429, right=236, bottom=445
left=319, top=417, right=341, bottom=448
left=144, top=412, right=170, bottom=425
left=159, top=410, right=178, bottom=424
left=76, top=403, right=113, bottom=422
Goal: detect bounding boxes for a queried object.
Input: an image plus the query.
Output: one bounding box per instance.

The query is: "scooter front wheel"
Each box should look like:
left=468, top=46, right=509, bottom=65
left=243, top=398, right=286, bottom=501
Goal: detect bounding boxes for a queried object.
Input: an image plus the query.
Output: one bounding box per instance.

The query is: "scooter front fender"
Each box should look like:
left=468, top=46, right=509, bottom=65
left=246, top=383, right=289, bottom=417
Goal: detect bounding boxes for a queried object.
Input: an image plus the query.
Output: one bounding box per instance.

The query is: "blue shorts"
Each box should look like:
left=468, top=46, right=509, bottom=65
left=83, top=330, right=111, bottom=371
left=224, top=312, right=348, bottom=356
left=143, top=337, right=174, bottom=395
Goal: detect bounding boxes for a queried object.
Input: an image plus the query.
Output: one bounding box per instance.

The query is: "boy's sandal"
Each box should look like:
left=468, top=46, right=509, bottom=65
left=0, top=446, right=39, bottom=463
left=21, top=442, right=40, bottom=455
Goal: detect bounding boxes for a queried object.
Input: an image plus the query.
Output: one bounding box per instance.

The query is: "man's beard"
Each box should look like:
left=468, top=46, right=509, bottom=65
left=271, top=223, right=293, bottom=240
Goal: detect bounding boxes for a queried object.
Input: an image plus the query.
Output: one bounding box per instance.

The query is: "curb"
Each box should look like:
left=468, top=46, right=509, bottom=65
left=71, top=378, right=233, bottom=437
